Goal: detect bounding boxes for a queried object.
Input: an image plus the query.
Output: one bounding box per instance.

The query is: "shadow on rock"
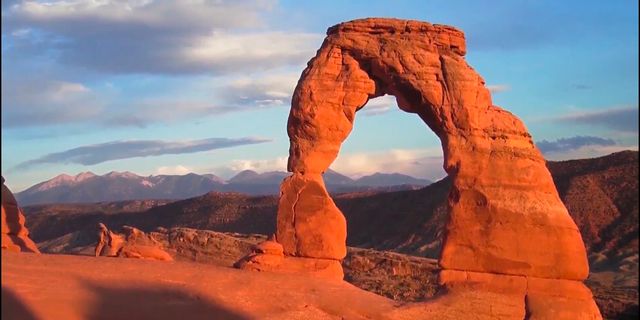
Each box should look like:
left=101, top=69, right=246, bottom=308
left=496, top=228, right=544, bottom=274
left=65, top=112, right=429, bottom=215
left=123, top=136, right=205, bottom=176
left=2, top=286, right=39, bottom=320
left=83, top=281, right=249, bottom=320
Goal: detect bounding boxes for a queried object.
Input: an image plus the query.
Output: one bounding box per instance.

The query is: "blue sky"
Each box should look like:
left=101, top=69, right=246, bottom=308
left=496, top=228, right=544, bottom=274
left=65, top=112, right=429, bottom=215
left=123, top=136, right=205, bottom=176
left=2, top=0, right=638, bottom=191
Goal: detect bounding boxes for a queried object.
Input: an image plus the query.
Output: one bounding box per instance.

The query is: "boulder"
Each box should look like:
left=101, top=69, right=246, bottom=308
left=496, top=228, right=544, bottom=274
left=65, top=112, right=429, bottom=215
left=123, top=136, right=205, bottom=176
left=96, top=224, right=172, bottom=261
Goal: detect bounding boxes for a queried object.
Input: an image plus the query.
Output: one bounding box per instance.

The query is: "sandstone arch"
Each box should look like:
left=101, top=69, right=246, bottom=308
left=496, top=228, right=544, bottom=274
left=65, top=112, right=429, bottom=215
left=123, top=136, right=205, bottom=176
left=280, top=18, right=588, bottom=279
left=239, top=18, right=601, bottom=318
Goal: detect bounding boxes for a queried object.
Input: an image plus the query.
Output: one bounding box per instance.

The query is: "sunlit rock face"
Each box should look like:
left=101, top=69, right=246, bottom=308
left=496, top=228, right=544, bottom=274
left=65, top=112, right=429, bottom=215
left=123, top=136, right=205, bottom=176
left=282, top=17, right=587, bottom=278
left=2, top=177, right=40, bottom=253
left=246, top=18, right=602, bottom=319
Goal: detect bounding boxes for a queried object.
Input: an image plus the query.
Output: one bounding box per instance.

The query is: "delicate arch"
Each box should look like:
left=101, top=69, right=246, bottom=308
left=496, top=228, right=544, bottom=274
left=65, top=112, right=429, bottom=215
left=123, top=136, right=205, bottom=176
left=277, top=18, right=588, bottom=281
left=233, top=18, right=601, bottom=318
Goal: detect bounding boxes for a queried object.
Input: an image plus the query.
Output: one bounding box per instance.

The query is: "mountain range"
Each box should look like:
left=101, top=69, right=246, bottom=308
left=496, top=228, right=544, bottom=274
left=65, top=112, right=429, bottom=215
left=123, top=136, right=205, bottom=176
left=15, top=169, right=432, bottom=205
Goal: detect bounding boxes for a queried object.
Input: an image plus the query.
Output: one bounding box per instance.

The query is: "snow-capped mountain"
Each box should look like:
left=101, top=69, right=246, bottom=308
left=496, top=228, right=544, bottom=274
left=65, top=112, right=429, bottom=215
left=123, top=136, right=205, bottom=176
left=15, top=170, right=432, bottom=205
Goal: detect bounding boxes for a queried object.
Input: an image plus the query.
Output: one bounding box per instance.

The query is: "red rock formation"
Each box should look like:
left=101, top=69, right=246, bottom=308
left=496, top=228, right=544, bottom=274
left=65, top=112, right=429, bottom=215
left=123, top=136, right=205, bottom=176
left=235, top=234, right=342, bottom=279
left=239, top=18, right=601, bottom=318
left=1, top=177, right=39, bottom=253
left=115, top=225, right=173, bottom=261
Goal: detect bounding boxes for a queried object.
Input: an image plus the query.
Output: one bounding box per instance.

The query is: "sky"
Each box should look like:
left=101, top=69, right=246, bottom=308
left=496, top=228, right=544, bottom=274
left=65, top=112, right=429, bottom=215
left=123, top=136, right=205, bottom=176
left=1, top=0, right=638, bottom=191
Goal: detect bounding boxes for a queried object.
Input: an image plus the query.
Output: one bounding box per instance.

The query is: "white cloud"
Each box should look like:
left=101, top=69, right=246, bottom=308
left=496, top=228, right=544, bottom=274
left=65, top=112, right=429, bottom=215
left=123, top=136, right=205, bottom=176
left=2, top=1, right=324, bottom=129
left=7, top=0, right=270, bottom=30
left=229, top=157, right=288, bottom=172
left=207, top=156, right=288, bottom=179
left=543, top=144, right=638, bottom=161
left=103, top=74, right=308, bottom=126
left=3, top=72, right=304, bottom=129
left=11, top=28, right=30, bottom=37
left=14, top=137, right=272, bottom=170
left=52, top=82, right=90, bottom=98
left=360, top=95, right=397, bottom=116
left=3, top=0, right=322, bottom=75
left=102, top=99, right=237, bottom=128
left=486, top=84, right=510, bottom=93
left=180, top=32, right=322, bottom=74
left=536, top=135, right=617, bottom=154
left=331, top=148, right=445, bottom=180
left=1, top=78, right=104, bottom=128
left=155, top=165, right=191, bottom=175
left=549, top=106, right=638, bottom=134
left=220, top=73, right=301, bottom=107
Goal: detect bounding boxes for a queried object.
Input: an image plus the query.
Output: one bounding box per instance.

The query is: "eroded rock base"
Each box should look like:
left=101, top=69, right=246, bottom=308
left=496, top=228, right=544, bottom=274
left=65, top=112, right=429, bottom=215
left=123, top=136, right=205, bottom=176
left=235, top=239, right=344, bottom=280
left=416, top=270, right=603, bottom=320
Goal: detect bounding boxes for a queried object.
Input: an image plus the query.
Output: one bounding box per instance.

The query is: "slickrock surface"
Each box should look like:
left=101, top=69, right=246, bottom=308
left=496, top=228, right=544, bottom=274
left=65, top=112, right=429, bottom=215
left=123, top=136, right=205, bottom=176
left=1, top=251, right=396, bottom=320
left=0, top=250, right=603, bottom=320
left=265, top=18, right=600, bottom=318
left=21, top=219, right=633, bottom=319
left=1, top=177, right=39, bottom=253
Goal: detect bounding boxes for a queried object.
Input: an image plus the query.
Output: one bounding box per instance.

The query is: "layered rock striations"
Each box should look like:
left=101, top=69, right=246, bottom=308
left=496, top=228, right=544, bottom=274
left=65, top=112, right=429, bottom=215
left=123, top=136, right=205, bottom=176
left=238, top=18, right=601, bottom=319
left=1, top=177, right=40, bottom=253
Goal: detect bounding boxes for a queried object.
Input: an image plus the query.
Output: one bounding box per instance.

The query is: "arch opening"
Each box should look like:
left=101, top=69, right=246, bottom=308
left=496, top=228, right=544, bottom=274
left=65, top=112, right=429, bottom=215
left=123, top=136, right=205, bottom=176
left=330, top=92, right=445, bottom=185
left=328, top=93, right=447, bottom=257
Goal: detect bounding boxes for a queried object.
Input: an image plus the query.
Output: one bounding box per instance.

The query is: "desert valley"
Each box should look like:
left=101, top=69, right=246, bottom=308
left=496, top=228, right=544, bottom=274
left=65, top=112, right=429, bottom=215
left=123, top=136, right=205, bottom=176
left=2, top=3, right=638, bottom=320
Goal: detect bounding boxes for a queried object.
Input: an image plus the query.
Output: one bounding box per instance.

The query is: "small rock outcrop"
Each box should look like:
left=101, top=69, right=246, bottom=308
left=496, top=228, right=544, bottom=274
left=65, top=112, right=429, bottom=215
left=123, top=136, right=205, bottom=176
left=237, top=18, right=601, bottom=319
left=1, top=177, right=39, bottom=253
left=235, top=234, right=342, bottom=279
left=95, top=224, right=172, bottom=261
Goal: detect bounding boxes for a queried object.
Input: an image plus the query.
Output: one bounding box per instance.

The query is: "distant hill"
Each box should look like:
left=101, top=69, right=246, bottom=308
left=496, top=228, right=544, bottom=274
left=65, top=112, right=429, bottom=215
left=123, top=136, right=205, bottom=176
left=15, top=170, right=432, bottom=205
left=547, top=150, right=638, bottom=272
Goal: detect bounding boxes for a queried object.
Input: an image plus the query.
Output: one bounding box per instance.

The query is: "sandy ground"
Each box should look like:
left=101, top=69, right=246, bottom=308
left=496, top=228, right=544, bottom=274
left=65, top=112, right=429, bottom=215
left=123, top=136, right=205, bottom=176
left=1, top=251, right=398, bottom=320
